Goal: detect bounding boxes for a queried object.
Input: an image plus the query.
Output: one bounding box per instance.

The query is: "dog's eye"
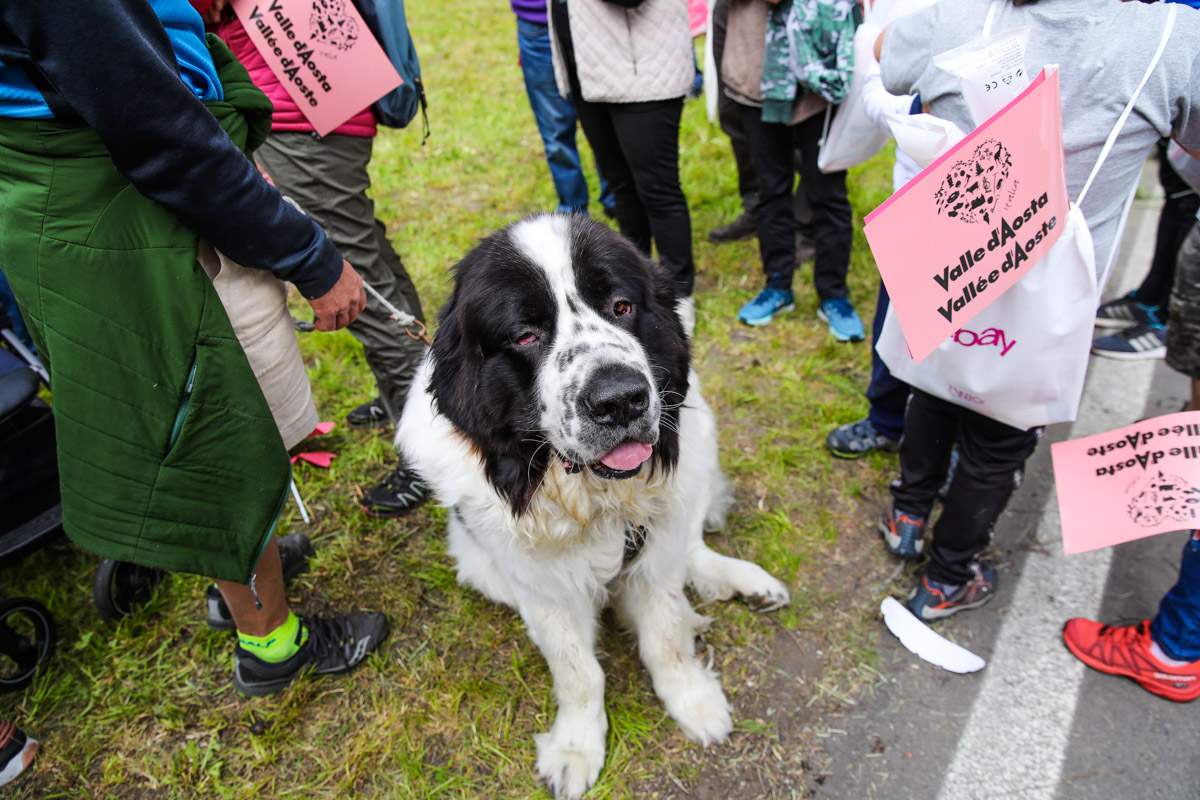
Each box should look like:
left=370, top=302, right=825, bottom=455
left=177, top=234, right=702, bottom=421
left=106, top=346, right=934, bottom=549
left=613, top=300, right=633, bottom=316
left=516, top=331, right=539, bottom=346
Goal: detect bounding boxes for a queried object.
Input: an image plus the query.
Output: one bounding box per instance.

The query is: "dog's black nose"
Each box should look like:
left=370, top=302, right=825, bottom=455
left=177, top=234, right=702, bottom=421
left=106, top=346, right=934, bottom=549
left=582, top=366, right=650, bottom=428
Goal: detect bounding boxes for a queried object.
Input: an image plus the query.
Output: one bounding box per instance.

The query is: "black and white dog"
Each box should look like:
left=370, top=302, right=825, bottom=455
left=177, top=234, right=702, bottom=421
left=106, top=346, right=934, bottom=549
left=398, top=214, right=790, bottom=799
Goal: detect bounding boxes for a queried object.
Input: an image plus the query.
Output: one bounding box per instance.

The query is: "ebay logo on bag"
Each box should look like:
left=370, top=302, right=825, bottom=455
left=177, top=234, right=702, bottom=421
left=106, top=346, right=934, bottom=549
left=952, top=327, right=1016, bottom=356
left=947, top=384, right=986, bottom=405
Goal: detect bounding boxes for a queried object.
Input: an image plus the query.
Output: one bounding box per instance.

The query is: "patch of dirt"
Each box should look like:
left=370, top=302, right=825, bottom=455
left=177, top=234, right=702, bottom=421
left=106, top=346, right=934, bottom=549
left=630, top=480, right=901, bottom=799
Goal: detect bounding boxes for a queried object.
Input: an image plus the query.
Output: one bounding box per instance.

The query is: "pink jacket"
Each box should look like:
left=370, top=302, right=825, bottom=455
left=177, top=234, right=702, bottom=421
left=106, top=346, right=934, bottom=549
left=216, top=15, right=376, bottom=137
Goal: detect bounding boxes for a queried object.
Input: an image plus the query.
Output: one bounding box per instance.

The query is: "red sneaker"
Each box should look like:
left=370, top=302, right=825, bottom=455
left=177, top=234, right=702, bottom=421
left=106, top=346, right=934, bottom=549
left=1062, top=618, right=1200, bottom=702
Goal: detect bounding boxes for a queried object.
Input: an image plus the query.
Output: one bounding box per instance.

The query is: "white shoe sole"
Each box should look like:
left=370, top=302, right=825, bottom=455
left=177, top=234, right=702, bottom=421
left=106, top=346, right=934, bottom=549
left=1090, top=346, right=1165, bottom=361
left=817, top=308, right=864, bottom=342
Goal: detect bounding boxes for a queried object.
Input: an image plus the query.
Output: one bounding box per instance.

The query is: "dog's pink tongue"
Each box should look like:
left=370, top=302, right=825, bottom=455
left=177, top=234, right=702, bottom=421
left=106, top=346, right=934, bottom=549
left=599, top=441, right=653, bottom=471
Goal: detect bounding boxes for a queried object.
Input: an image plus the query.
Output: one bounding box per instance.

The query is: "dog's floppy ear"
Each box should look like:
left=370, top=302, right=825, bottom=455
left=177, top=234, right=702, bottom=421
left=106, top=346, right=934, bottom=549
left=645, top=259, right=690, bottom=474
left=427, top=289, right=480, bottom=439
left=428, top=250, right=550, bottom=515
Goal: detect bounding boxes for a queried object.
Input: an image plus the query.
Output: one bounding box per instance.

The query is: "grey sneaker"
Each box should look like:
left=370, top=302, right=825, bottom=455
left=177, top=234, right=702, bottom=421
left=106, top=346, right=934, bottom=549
left=878, top=508, right=926, bottom=558
left=907, top=563, right=996, bottom=621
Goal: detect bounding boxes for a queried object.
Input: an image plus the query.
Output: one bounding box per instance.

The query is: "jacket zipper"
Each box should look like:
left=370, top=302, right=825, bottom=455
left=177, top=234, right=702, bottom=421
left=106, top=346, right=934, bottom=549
left=167, top=361, right=197, bottom=453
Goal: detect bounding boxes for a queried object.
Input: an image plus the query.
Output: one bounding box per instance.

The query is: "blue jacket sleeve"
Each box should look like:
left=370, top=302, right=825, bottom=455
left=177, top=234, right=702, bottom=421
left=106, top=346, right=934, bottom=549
left=0, top=0, right=343, bottom=299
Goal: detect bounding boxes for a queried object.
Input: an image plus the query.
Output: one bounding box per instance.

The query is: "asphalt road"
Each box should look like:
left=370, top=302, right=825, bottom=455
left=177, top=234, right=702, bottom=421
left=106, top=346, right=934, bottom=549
left=815, top=162, right=1200, bottom=800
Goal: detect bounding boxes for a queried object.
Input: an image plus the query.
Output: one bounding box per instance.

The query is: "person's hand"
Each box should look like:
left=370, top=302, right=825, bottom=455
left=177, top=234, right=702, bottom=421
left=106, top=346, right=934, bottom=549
left=307, top=260, right=367, bottom=331
left=202, top=0, right=230, bottom=25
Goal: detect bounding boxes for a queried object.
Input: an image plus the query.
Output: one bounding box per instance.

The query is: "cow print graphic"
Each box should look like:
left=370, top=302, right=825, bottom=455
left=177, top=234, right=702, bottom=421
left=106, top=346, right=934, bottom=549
left=933, top=139, right=1012, bottom=226
left=1126, top=470, right=1200, bottom=527
left=310, top=0, right=359, bottom=52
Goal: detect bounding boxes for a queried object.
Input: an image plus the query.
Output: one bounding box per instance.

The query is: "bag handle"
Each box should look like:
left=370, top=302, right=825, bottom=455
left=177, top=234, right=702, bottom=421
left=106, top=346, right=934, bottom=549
left=1076, top=3, right=1177, bottom=207
left=982, top=0, right=1002, bottom=37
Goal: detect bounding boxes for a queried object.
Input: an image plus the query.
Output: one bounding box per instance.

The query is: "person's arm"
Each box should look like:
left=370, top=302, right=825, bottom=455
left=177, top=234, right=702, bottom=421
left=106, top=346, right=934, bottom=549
left=877, top=5, right=938, bottom=98
left=0, top=0, right=350, bottom=309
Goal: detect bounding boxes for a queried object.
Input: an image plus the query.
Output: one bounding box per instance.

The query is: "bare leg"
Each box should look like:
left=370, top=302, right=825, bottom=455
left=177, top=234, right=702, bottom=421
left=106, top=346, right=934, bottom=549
left=214, top=537, right=288, bottom=637
left=1189, top=379, right=1199, bottom=411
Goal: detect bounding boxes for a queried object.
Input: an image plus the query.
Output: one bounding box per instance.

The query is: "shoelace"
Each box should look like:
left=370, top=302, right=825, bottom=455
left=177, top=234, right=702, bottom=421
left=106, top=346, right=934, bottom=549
left=301, top=616, right=357, bottom=668
left=825, top=298, right=855, bottom=321
left=386, top=469, right=428, bottom=500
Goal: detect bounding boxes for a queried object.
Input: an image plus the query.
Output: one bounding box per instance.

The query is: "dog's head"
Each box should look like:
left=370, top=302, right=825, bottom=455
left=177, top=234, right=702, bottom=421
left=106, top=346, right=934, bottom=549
left=428, top=214, right=690, bottom=514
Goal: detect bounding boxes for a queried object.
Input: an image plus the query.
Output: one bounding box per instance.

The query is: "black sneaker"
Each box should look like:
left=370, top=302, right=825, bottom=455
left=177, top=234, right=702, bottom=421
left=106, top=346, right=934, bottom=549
left=205, top=533, right=313, bottom=631
left=232, top=611, right=389, bottom=697
left=0, top=719, right=37, bottom=788
left=707, top=211, right=758, bottom=243
left=346, top=396, right=391, bottom=430
left=361, top=465, right=429, bottom=519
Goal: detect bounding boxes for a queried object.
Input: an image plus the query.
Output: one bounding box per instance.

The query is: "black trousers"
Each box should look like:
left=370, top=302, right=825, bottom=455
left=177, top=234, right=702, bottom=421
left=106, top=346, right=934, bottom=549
left=711, top=0, right=812, bottom=232
left=891, top=390, right=1041, bottom=585
left=552, top=0, right=694, bottom=295
left=736, top=103, right=852, bottom=299
left=1137, top=141, right=1200, bottom=314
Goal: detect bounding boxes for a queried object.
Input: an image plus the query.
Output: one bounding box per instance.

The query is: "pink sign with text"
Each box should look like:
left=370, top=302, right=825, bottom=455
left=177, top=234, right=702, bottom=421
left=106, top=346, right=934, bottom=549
left=863, top=67, right=1069, bottom=363
left=232, top=0, right=401, bottom=137
left=1052, top=411, right=1200, bottom=555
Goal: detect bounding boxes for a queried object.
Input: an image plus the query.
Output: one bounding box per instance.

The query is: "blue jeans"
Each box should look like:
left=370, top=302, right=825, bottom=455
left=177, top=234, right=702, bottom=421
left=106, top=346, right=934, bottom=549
left=1152, top=531, right=1200, bottom=662
left=866, top=284, right=908, bottom=441
left=516, top=19, right=612, bottom=215
left=0, top=268, right=34, bottom=351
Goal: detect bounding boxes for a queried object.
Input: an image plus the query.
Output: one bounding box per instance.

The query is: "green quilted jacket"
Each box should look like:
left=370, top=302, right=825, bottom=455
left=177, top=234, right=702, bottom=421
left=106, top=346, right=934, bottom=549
left=0, top=38, right=291, bottom=584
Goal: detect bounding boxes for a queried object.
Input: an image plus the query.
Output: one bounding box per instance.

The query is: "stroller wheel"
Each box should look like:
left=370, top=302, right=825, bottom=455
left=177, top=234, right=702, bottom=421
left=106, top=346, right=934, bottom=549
left=93, top=559, right=165, bottom=621
left=0, top=597, right=56, bottom=693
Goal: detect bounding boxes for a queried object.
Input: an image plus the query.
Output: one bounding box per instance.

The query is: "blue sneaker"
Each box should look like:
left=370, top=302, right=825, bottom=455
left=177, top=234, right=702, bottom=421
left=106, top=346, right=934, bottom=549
left=1094, top=291, right=1159, bottom=329
left=817, top=297, right=865, bottom=342
left=878, top=508, right=926, bottom=558
left=738, top=288, right=795, bottom=327
left=907, top=562, right=996, bottom=621
left=1090, top=321, right=1167, bottom=360
left=826, top=417, right=900, bottom=459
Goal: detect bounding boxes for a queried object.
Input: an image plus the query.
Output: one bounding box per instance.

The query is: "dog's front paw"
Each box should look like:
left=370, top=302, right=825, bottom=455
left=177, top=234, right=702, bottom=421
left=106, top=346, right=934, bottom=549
left=661, top=667, right=733, bottom=746
left=534, top=717, right=606, bottom=800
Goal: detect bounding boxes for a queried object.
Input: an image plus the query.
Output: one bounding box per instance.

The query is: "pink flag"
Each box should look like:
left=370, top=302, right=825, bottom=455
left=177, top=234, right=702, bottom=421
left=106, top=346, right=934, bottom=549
left=231, top=0, right=401, bottom=137
left=863, top=67, right=1069, bottom=363
left=1052, top=411, right=1200, bottom=555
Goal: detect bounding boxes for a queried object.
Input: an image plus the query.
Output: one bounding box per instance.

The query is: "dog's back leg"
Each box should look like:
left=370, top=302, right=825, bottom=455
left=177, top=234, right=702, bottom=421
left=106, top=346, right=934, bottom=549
left=686, top=540, right=792, bottom=613
left=677, top=386, right=791, bottom=613
left=611, top=568, right=732, bottom=746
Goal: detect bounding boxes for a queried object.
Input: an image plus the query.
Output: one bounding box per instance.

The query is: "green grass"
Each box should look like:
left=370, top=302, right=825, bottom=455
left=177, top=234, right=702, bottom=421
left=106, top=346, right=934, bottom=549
left=3, top=3, right=906, bottom=797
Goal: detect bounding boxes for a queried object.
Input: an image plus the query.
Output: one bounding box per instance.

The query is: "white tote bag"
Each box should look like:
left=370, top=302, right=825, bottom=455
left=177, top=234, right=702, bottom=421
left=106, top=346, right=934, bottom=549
left=817, top=0, right=934, bottom=172
left=817, top=21, right=887, bottom=172
left=876, top=4, right=1177, bottom=431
